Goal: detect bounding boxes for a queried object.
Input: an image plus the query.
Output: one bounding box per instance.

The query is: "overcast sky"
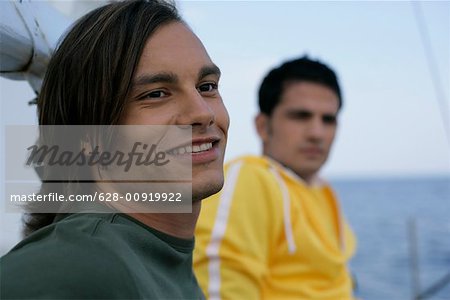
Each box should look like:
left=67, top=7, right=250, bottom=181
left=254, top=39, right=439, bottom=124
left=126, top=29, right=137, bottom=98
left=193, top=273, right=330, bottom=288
left=1, top=0, right=449, bottom=178
left=179, top=1, right=450, bottom=178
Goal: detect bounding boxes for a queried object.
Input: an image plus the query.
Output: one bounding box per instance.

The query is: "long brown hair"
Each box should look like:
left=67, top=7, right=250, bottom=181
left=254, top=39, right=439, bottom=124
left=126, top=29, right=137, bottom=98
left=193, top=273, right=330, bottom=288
left=24, top=0, right=181, bottom=236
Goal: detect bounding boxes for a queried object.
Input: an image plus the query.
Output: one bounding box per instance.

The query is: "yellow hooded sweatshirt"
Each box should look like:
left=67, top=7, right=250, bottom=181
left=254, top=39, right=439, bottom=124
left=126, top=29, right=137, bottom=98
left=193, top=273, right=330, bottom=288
left=194, top=155, right=356, bottom=300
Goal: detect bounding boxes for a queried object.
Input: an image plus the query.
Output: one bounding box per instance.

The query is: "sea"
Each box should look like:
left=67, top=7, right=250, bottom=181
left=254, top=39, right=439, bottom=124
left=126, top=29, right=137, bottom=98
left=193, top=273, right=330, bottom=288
left=1, top=176, right=449, bottom=300
left=331, top=176, right=450, bottom=300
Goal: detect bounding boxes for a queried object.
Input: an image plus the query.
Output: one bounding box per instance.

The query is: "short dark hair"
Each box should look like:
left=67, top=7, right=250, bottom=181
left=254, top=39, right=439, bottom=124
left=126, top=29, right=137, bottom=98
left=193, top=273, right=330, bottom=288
left=24, top=0, right=181, bottom=236
left=258, top=56, right=342, bottom=116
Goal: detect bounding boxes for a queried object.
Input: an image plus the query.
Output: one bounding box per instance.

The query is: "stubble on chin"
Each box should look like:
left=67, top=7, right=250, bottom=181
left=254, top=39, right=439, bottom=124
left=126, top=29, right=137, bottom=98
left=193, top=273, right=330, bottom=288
left=192, top=179, right=224, bottom=203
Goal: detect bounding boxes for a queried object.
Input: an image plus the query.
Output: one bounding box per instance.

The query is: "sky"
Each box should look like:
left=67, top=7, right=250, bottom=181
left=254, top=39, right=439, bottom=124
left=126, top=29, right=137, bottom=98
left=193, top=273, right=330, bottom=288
left=1, top=0, right=449, bottom=179
left=178, top=1, right=450, bottom=178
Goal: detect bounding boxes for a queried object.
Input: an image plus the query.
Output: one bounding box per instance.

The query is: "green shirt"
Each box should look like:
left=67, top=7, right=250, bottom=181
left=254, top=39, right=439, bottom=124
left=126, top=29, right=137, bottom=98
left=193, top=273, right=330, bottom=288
left=1, top=213, right=204, bottom=299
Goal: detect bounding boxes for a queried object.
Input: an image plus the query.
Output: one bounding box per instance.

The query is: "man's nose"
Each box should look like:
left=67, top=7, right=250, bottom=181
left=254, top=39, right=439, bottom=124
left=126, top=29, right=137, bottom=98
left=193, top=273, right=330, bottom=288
left=177, top=89, right=215, bottom=130
left=307, top=118, right=326, bottom=140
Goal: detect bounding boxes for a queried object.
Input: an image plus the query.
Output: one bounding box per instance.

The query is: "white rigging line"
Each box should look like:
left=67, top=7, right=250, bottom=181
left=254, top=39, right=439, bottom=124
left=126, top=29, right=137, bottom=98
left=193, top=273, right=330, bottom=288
left=411, top=1, right=450, bottom=147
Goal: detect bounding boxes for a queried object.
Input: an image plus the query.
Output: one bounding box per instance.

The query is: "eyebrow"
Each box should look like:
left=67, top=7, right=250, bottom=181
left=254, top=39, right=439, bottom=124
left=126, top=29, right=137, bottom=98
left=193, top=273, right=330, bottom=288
left=133, top=72, right=178, bottom=87
left=285, top=109, right=337, bottom=119
left=285, top=109, right=312, bottom=117
left=198, top=64, right=221, bottom=81
left=132, top=64, right=221, bottom=89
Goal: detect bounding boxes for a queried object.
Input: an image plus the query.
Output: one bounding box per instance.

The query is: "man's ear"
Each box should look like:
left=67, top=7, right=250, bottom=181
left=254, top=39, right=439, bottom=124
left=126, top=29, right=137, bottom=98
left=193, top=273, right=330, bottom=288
left=255, top=113, right=270, bottom=143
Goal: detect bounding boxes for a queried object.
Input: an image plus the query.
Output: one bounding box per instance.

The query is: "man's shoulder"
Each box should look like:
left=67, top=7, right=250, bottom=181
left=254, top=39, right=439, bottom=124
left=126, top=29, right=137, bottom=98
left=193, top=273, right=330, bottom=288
left=217, top=155, right=288, bottom=203
left=225, top=155, right=276, bottom=176
left=225, top=155, right=308, bottom=187
left=0, top=214, right=139, bottom=299
left=2, top=214, right=138, bottom=264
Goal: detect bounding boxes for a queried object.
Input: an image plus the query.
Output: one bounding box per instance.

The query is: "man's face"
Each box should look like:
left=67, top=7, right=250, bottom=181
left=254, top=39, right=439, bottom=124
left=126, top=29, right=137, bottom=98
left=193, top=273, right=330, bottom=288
left=256, top=81, right=339, bottom=183
left=121, top=22, right=229, bottom=201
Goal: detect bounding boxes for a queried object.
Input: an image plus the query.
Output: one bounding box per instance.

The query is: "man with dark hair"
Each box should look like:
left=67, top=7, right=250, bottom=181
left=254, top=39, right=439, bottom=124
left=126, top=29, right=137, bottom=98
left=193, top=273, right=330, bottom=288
left=194, top=56, right=356, bottom=299
left=1, top=0, right=229, bottom=299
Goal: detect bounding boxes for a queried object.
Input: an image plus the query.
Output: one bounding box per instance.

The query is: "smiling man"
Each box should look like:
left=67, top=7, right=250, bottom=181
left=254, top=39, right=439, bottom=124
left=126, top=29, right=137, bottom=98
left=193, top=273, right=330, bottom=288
left=194, top=56, right=357, bottom=300
left=1, top=1, right=228, bottom=299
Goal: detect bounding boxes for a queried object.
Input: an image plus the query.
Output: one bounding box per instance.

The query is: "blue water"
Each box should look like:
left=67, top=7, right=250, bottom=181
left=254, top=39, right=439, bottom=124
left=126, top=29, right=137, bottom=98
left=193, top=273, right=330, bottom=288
left=332, top=177, right=450, bottom=300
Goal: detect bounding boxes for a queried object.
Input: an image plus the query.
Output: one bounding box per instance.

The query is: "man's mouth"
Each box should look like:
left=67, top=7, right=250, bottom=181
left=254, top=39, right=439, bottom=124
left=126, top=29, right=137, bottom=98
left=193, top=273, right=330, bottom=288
left=167, top=142, right=213, bottom=155
left=300, top=147, right=323, bottom=156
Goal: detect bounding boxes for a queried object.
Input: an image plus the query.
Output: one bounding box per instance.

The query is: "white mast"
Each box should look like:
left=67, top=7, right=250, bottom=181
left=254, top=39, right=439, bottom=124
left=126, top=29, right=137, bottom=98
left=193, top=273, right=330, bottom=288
left=0, top=0, right=71, bottom=94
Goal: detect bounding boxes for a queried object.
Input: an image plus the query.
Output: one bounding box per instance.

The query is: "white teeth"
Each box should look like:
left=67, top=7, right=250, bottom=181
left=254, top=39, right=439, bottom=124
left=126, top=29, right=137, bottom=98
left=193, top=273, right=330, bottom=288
left=168, top=142, right=213, bottom=155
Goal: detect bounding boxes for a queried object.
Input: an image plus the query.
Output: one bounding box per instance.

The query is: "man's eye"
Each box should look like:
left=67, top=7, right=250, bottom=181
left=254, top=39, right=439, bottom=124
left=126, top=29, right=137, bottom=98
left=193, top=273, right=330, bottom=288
left=323, top=115, right=337, bottom=124
left=287, top=111, right=311, bottom=120
left=140, top=90, right=167, bottom=99
left=198, top=83, right=218, bottom=93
